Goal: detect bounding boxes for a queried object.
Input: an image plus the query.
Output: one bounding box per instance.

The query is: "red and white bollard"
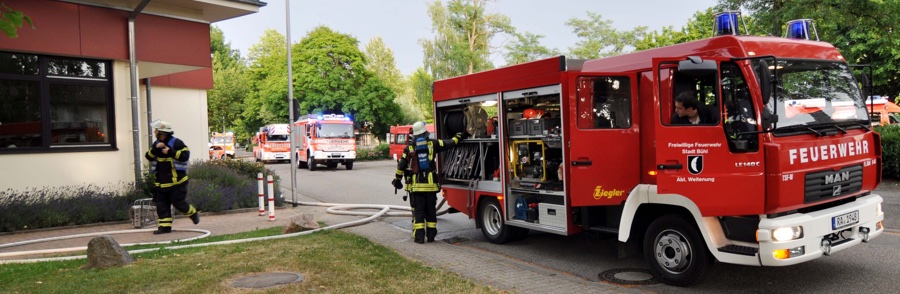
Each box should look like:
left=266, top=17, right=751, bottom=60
left=257, top=173, right=265, bottom=216
left=267, top=175, right=275, bottom=221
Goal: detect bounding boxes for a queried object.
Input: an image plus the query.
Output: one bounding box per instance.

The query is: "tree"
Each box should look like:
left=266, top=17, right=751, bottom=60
left=720, top=0, right=900, bottom=98
left=420, top=0, right=513, bottom=80
left=566, top=12, right=647, bottom=59
left=293, top=26, right=402, bottom=137
left=208, top=26, right=249, bottom=138
left=242, top=29, right=289, bottom=135
left=409, top=67, right=434, bottom=122
left=503, top=32, right=560, bottom=65
left=0, top=2, right=33, bottom=38
left=634, top=8, right=717, bottom=51
left=364, top=37, right=423, bottom=122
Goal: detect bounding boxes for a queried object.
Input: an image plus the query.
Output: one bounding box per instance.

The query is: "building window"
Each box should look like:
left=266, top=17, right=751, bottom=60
left=0, top=51, right=114, bottom=152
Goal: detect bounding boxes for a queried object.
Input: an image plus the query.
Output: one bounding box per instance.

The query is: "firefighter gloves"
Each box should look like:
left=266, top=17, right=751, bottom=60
left=392, top=178, right=403, bottom=190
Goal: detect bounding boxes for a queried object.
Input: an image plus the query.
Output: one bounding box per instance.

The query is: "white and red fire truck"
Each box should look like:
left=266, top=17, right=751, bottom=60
left=293, top=114, right=356, bottom=171
left=253, top=124, right=291, bottom=163
left=431, top=14, right=885, bottom=286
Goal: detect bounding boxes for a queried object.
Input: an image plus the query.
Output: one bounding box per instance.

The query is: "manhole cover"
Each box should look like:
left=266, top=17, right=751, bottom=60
left=598, top=268, right=659, bottom=285
left=231, top=272, right=304, bottom=289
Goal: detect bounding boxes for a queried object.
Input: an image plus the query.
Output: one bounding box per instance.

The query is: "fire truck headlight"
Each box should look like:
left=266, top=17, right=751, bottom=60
left=772, top=226, right=803, bottom=242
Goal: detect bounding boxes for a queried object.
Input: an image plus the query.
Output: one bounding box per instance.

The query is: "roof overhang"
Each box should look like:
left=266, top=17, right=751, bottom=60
left=58, top=0, right=266, bottom=23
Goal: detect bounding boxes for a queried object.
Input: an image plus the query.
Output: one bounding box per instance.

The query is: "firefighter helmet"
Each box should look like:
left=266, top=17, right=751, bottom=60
left=151, top=119, right=173, bottom=132
left=523, top=108, right=537, bottom=119
left=412, top=121, right=427, bottom=136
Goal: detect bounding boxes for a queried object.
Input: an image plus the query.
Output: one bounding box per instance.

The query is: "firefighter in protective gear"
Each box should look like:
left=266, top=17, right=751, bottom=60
left=393, top=122, right=461, bottom=243
left=146, top=120, right=199, bottom=235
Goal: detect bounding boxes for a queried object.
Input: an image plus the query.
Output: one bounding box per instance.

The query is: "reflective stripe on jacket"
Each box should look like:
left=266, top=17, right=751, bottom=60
left=146, top=136, right=190, bottom=188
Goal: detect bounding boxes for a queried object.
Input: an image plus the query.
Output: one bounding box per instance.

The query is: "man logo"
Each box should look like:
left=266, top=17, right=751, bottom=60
left=832, top=185, right=842, bottom=196
left=824, top=171, right=850, bottom=185
left=688, top=155, right=704, bottom=175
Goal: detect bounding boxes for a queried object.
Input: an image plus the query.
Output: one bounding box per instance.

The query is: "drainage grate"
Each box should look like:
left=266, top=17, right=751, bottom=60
left=598, top=268, right=659, bottom=285
left=231, top=272, right=304, bottom=289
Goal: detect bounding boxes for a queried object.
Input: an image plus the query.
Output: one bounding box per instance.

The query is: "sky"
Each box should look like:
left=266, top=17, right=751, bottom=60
left=215, top=0, right=719, bottom=75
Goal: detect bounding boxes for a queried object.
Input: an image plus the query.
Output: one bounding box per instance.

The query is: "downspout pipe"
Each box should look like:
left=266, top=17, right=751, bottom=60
left=129, top=0, right=152, bottom=185
left=145, top=78, right=153, bottom=146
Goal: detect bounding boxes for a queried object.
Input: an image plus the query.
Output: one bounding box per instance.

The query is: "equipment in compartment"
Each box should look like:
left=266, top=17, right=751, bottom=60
left=509, top=140, right=563, bottom=183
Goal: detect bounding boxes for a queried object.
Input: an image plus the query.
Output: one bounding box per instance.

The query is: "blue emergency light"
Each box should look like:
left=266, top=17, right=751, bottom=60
left=714, top=11, right=742, bottom=36
left=785, top=19, right=818, bottom=41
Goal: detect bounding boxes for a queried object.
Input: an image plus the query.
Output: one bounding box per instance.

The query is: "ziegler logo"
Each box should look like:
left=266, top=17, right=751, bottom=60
left=824, top=171, right=850, bottom=185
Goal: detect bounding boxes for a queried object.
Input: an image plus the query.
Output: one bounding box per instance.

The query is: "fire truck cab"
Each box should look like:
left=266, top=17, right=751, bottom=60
left=253, top=124, right=291, bottom=163
left=293, top=114, right=356, bottom=171
left=432, top=20, right=884, bottom=286
left=387, top=124, right=434, bottom=161
left=209, top=132, right=236, bottom=159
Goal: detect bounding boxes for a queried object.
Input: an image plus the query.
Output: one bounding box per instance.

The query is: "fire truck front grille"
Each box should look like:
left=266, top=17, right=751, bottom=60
left=804, top=164, right=862, bottom=203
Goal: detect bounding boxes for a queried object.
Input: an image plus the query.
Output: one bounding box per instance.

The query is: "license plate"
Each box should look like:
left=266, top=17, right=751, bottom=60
left=332, top=153, right=341, bottom=157
left=832, top=210, right=859, bottom=230
left=275, top=155, right=285, bottom=158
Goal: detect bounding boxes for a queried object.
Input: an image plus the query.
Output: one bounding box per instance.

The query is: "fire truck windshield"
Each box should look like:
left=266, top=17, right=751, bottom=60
left=317, top=123, right=354, bottom=138
left=762, top=60, right=868, bottom=130
left=266, top=135, right=289, bottom=142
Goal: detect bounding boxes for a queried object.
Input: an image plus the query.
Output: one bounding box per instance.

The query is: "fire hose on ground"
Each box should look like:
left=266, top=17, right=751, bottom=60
left=0, top=199, right=450, bottom=264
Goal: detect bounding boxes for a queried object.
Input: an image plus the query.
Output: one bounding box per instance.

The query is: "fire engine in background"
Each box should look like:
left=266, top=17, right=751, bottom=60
left=430, top=13, right=884, bottom=286
left=253, top=124, right=291, bottom=163
left=387, top=124, right=434, bottom=160
left=865, top=96, right=900, bottom=126
left=293, top=114, right=356, bottom=171
left=209, top=132, right=236, bottom=159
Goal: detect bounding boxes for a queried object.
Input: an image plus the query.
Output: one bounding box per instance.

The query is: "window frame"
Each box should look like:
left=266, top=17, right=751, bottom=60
left=0, top=51, right=116, bottom=154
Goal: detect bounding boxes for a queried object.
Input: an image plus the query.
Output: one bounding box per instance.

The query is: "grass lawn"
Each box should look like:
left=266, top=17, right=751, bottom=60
left=0, top=228, right=501, bottom=293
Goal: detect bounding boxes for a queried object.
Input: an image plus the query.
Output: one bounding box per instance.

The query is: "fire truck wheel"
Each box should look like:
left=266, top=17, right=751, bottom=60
left=296, top=156, right=307, bottom=169
left=477, top=197, right=524, bottom=244
left=345, top=162, right=353, bottom=170
left=308, top=158, right=317, bottom=171
left=643, top=214, right=712, bottom=286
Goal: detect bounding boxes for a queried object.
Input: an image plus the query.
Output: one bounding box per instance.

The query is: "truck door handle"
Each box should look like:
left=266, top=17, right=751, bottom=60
left=657, top=163, right=683, bottom=170
left=572, top=160, right=592, bottom=166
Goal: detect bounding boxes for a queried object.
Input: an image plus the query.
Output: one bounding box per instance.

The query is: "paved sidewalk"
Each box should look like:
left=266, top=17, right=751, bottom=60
left=0, top=199, right=636, bottom=294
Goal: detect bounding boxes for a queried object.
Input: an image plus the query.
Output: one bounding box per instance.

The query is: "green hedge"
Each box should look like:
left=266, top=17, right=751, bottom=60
left=875, top=125, right=900, bottom=179
left=356, top=143, right=390, bottom=161
left=0, top=159, right=282, bottom=233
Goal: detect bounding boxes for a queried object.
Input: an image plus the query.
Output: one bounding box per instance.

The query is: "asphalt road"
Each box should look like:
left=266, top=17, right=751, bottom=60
left=243, top=150, right=900, bottom=292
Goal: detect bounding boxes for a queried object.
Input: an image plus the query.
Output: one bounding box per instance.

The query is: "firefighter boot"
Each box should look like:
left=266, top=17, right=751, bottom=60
left=187, top=205, right=200, bottom=225
left=426, top=222, right=437, bottom=242
left=413, top=222, right=425, bottom=244
left=153, top=227, right=172, bottom=235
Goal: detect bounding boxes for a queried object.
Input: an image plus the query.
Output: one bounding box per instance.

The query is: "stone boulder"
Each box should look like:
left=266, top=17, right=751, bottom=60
left=282, top=214, right=320, bottom=233
left=83, top=235, right=134, bottom=269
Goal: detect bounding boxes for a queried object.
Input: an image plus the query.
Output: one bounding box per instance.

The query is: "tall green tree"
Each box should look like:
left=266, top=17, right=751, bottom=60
left=293, top=26, right=402, bottom=137
left=566, top=12, right=648, bottom=59
left=409, top=67, right=434, bottom=122
left=420, top=0, right=513, bottom=80
left=208, top=26, right=249, bottom=137
left=243, top=29, right=289, bottom=134
left=503, top=32, right=560, bottom=65
left=0, top=3, right=33, bottom=38
left=364, top=37, right=423, bottom=122
left=720, top=0, right=900, bottom=97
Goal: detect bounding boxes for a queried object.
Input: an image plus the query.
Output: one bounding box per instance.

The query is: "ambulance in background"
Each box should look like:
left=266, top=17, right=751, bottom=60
left=293, top=114, right=356, bottom=171
left=253, top=124, right=291, bottom=163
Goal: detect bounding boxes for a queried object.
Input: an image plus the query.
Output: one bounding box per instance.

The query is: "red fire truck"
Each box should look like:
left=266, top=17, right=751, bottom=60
left=431, top=17, right=885, bottom=286
left=387, top=124, right=434, bottom=161
left=253, top=124, right=291, bottom=163
left=293, top=114, right=356, bottom=171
